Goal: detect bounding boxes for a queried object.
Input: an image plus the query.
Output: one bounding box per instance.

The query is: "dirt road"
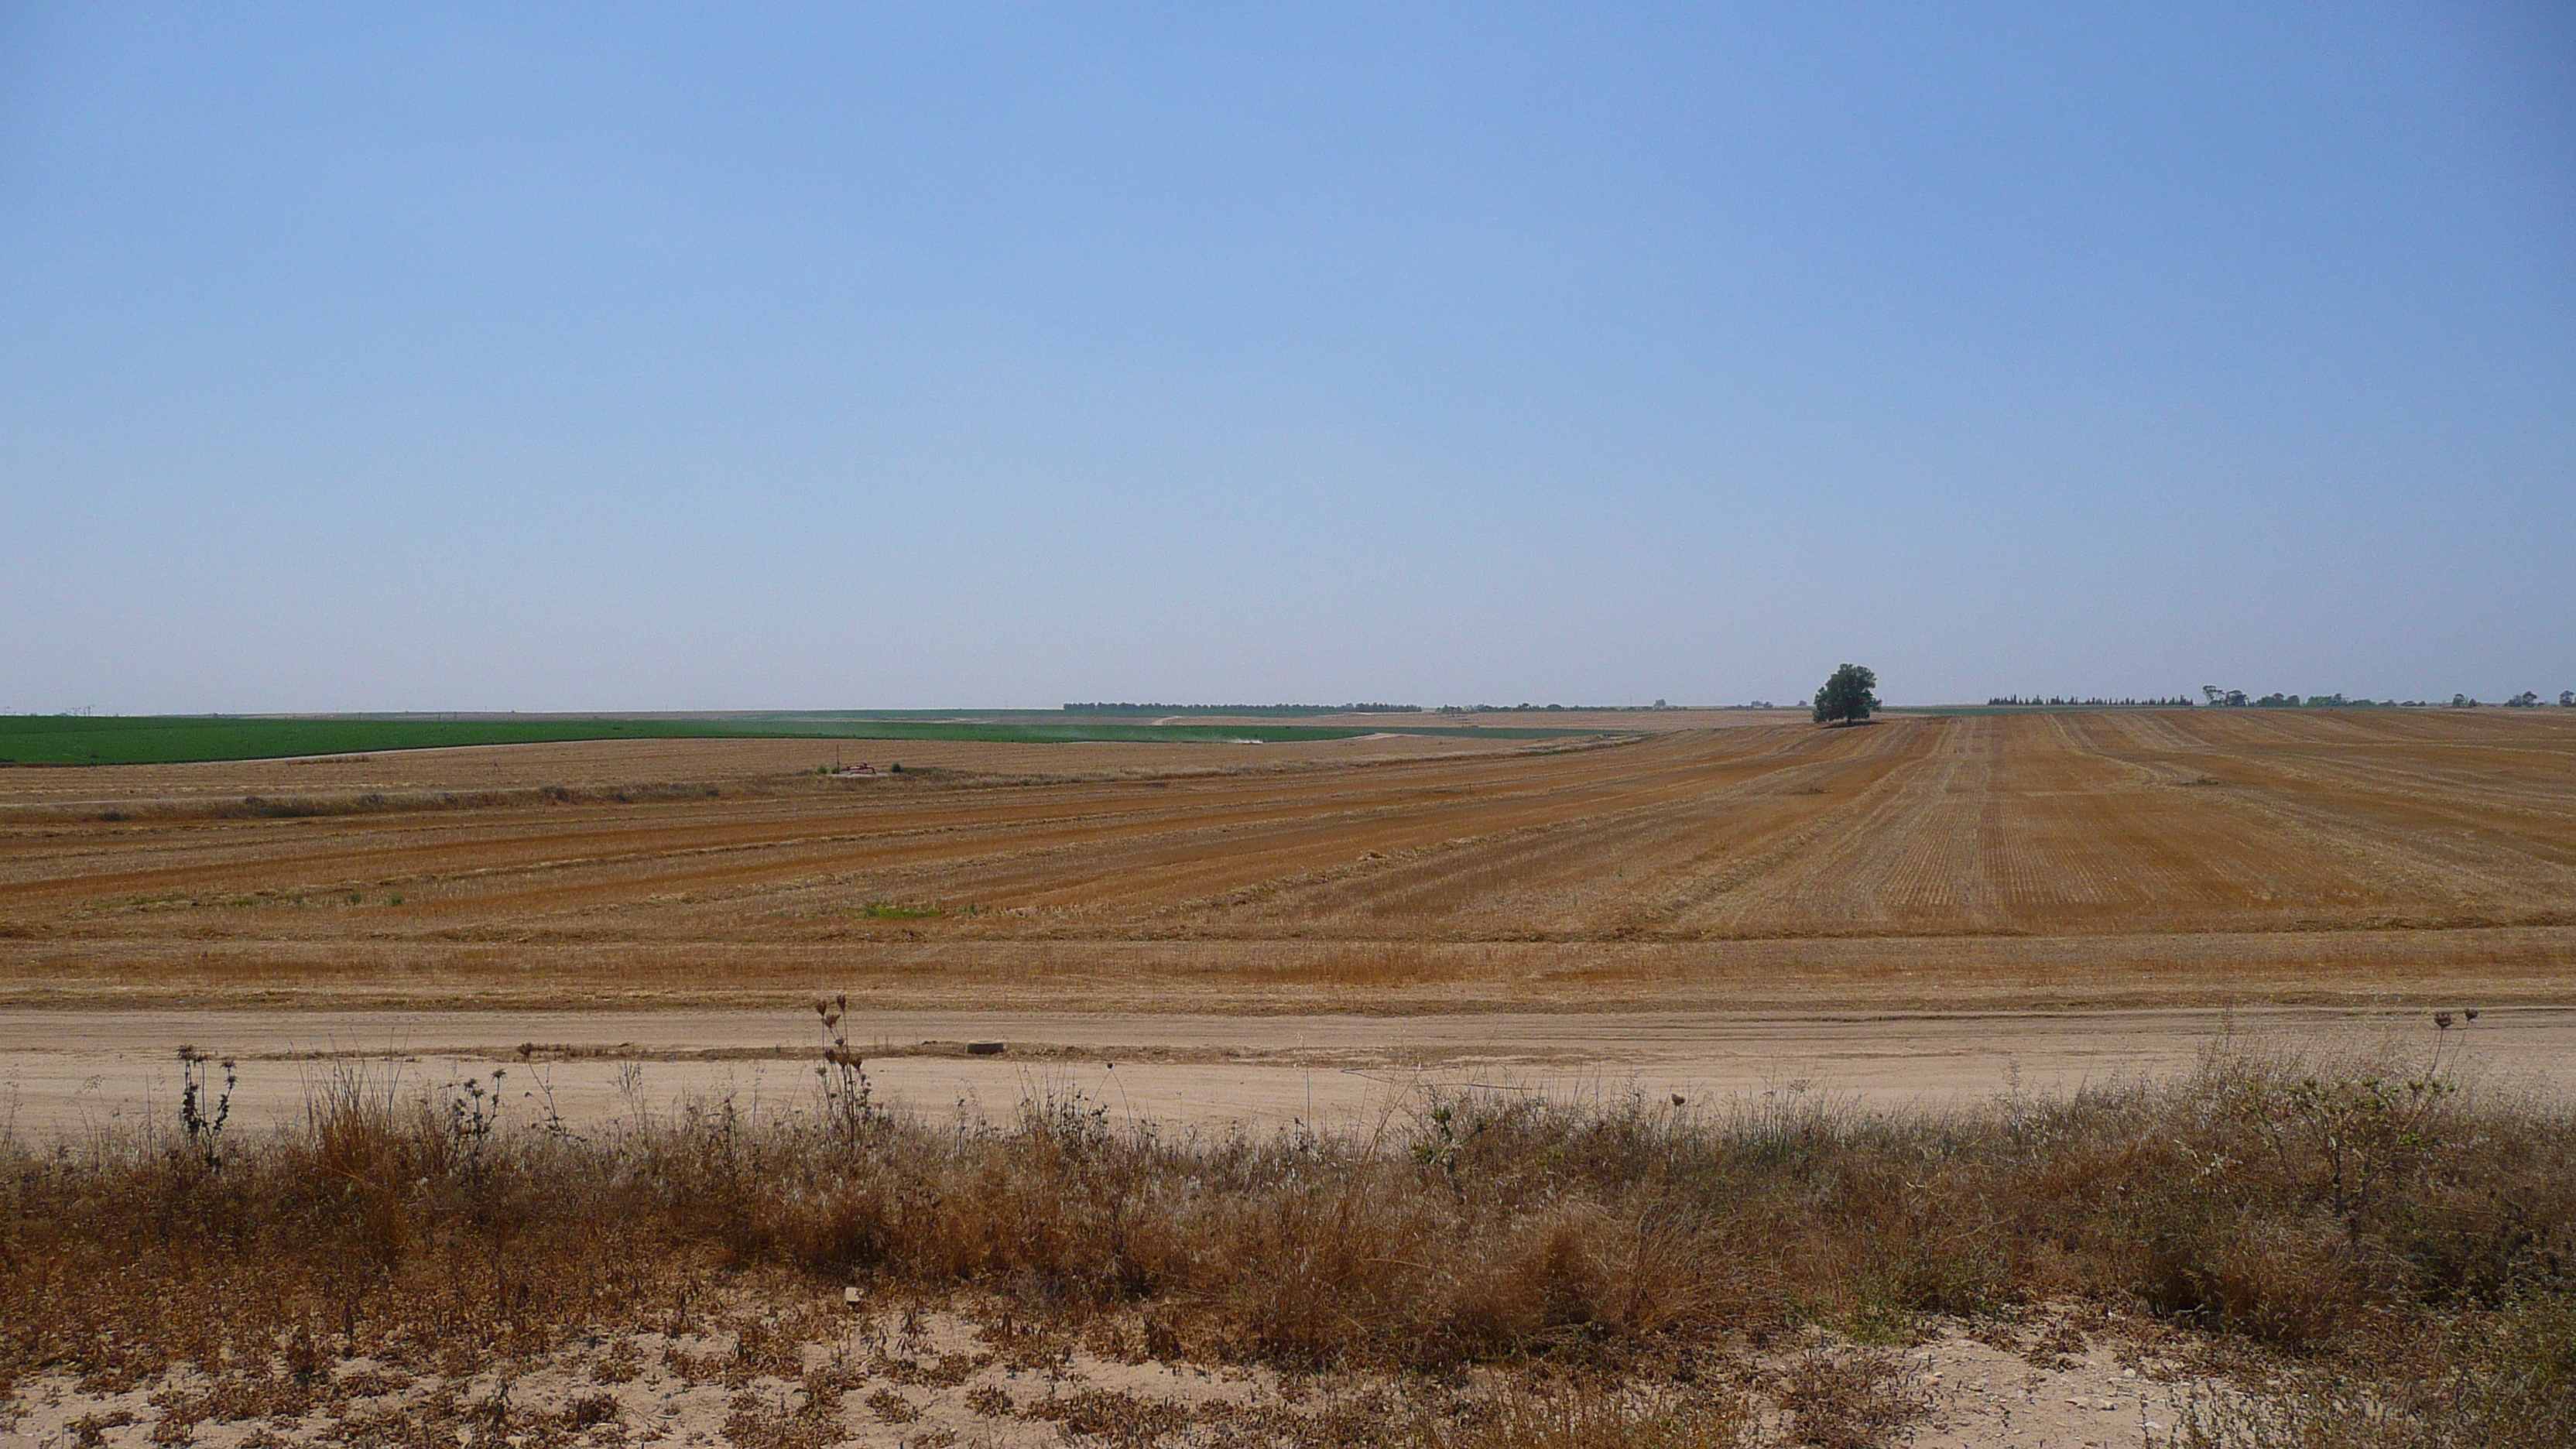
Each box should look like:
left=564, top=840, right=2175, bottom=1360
left=5, top=1004, right=2559, bottom=1138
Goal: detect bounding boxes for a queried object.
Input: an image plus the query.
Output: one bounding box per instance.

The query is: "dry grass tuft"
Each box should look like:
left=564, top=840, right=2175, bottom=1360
left=0, top=1039, right=2567, bottom=1442
left=1776, top=1348, right=1930, bottom=1448
left=2161, top=1292, right=2576, bottom=1448
left=1406, top=1383, right=1753, bottom=1448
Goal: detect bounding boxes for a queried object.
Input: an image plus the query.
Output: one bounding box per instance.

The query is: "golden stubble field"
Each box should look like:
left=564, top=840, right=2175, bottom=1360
left=1, top=707, right=2571, bottom=1013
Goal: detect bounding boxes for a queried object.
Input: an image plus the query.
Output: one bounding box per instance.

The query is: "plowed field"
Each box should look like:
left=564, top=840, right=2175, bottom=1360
left=3, top=709, right=2571, bottom=1012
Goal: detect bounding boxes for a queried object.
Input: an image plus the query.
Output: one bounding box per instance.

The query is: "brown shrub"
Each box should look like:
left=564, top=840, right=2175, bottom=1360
left=0, top=1043, right=2565, bottom=1429
left=1777, top=1347, right=1930, bottom=1449
left=2167, top=1291, right=2576, bottom=1448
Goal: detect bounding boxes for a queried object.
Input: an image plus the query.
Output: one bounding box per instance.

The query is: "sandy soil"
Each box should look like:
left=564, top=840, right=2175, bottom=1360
left=4, top=1004, right=2553, bottom=1139
left=0, top=1298, right=2215, bottom=1449
left=0, top=1293, right=2255, bottom=1449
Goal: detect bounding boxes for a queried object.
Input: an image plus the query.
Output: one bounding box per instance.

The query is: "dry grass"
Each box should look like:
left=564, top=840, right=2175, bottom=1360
left=1773, top=1348, right=1927, bottom=1449
left=0, top=1037, right=2567, bottom=1445
left=2158, top=1295, right=2576, bottom=1446
left=2, top=710, right=2573, bottom=1012
left=1404, top=1384, right=1754, bottom=1447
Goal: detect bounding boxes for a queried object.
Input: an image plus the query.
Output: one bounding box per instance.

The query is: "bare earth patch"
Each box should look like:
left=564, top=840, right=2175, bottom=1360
left=0, top=1303, right=2207, bottom=1449
left=1, top=1003, right=2567, bottom=1136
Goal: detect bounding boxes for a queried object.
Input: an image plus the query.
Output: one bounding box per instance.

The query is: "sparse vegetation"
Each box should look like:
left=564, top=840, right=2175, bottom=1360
left=0, top=1039, right=2565, bottom=1444
left=856, top=900, right=943, bottom=920
left=1985, top=694, right=2197, bottom=707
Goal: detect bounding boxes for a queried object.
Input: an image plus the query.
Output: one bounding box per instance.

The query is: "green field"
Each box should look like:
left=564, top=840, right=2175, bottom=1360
left=0, top=714, right=1595, bottom=766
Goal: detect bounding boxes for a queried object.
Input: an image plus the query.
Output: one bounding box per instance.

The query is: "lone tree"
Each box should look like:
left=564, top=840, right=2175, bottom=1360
left=1812, top=663, right=1879, bottom=724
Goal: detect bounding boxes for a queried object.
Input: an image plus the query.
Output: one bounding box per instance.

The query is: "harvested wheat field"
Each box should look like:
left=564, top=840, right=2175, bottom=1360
left=1, top=708, right=2570, bottom=1013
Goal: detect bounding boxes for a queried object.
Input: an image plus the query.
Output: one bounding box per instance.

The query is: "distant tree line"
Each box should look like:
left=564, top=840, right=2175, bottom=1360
left=2207, top=690, right=2386, bottom=707
left=1985, top=695, right=2195, bottom=707
left=1063, top=703, right=1423, bottom=715
left=2198, top=687, right=2574, bottom=709
left=1434, top=703, right=1685, bottom=714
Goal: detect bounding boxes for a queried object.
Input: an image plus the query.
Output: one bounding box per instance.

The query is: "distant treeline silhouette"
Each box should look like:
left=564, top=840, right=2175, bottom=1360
left=1435, top=703, right=1678, bottom=714
left=1062, top=703, right=1423, bottom=715
left=2197, top=688, right=2572, bottom=708
left=1985, top=695, right=2197, bottom=707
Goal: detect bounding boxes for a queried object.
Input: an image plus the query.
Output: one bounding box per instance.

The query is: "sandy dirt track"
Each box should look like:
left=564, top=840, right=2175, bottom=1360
left=2, top=709, right=2572, bottom=1012
left=4, top=1004, right=2554, bottom=1138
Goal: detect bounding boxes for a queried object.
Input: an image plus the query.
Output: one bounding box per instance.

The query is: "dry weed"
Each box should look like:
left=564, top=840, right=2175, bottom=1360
left=1777, top=1347, right=1930, bottom=1448
left=1406, top=1383, right=1753, bottom=1448
left=0, top=1041, right=2566, bottom=1442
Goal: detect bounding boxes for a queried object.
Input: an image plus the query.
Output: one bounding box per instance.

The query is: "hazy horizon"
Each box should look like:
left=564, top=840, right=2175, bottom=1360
left=0, top=686, right=2545, bottom=711
left=5, top=5, right=2571, bottom=713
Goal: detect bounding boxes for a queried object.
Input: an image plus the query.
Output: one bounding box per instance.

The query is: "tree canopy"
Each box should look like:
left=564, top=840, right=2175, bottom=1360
left=1812, top=664, right=1879, bottom=724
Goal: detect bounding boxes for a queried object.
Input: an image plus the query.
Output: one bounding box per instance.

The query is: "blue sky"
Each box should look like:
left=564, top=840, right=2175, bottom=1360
left=2, top=4, right=2570, bottom=710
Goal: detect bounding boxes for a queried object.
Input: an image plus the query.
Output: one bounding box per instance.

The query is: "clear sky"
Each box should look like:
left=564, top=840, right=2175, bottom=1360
left=3, top=4, right=2570, bottom=711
